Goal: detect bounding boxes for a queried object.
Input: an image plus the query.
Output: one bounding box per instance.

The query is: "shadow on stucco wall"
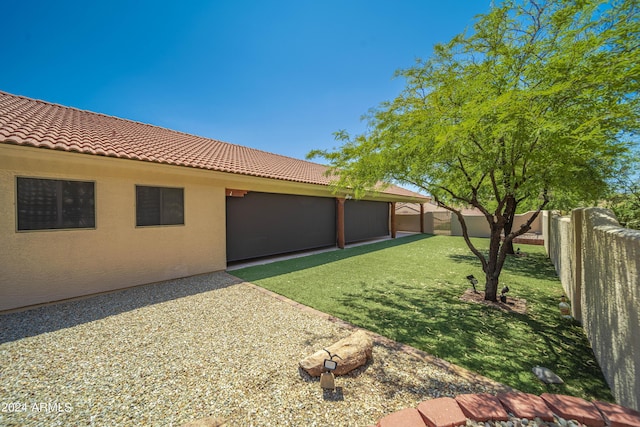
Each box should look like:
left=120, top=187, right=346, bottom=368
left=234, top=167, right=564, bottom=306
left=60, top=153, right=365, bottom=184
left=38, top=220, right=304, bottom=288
left=545, top=208, right=640, bottom=411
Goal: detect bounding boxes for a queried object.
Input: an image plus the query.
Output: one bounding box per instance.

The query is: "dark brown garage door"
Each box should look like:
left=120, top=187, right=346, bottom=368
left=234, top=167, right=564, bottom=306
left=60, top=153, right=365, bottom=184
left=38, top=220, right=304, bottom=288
left=226, top=192, right=336, bottom=262
left=345, top=199, right=390, bottom=243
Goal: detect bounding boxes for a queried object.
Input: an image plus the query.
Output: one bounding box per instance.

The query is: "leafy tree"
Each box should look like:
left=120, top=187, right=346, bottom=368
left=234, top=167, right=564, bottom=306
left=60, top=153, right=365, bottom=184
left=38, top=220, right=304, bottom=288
left=608, top=152, right=640, bottom=229
left=310, top=0, right=639, bottom=301
left=610, top=192, right=640, bottom=229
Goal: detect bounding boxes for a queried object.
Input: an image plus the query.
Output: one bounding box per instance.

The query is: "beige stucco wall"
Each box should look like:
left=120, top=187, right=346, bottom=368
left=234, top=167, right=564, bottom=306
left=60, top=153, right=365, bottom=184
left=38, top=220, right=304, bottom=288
left=451, top=214, right=492, bottom=238
left=542, top=210, right=550, bottom=254
left=0, top=145, right=227, bottom=311
left=513, top=212, right=542, bottom=234
left=547, top=212, right=575, bottom=308
left=544, top=207, right=640, bottom=411
left=397, top=210, right=541, bottom=238
left=396, top=212, right=449, bottom=234
left=396, top=213, right=422, bottom=232
left=580, top=208, right=640, bottom=411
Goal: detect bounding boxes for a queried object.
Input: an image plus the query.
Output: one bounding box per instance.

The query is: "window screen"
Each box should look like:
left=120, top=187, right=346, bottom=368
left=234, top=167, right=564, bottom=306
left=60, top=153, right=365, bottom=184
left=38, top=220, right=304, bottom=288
left=17, top=177, right=95, bottom=230
left=136, top=186, right=184, bottom=226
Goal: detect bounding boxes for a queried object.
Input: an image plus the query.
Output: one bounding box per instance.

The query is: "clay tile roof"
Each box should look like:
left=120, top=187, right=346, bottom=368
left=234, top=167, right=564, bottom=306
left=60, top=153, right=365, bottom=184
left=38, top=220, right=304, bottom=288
left=0, top=91, right=426, bottom=200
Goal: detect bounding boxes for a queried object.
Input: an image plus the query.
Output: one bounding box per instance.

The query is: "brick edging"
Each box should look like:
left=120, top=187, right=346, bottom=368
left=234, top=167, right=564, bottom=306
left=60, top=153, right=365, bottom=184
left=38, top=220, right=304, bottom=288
left=376, top=392, right=640, bottom=427
left=512, top=237, right=545, bottom=245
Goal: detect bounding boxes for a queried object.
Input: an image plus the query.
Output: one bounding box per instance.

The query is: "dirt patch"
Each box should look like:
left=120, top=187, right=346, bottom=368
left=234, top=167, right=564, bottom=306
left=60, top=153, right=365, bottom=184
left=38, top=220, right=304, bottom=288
left=460, top=289, right=527, bottom=314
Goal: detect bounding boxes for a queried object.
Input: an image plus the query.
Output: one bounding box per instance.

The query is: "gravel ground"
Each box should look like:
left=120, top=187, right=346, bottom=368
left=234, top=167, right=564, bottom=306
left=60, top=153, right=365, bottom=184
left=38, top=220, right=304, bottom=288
left=1, top=272, right=506, bottom=427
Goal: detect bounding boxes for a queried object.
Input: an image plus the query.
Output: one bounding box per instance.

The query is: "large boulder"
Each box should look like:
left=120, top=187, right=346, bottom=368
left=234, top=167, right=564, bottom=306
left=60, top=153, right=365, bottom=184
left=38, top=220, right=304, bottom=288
left=299, top=330, right=373, bottom=377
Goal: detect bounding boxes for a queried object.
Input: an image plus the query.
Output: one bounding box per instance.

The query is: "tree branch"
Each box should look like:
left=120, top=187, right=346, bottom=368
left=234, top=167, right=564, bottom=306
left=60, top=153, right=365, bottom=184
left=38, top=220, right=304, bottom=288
left=435, top=196, right=488, bottom=271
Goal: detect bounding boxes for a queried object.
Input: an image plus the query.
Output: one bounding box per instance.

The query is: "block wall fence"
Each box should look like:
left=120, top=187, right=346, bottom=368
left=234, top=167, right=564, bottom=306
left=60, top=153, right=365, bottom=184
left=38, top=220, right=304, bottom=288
left=396, top=210, right=542, bottom=237
left=543, top=208, right=640, bottom=411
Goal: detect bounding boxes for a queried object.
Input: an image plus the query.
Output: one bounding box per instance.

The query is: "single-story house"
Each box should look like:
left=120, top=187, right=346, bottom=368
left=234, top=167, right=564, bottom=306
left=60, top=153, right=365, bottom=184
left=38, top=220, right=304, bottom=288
left=0, top=91, right=427, bottom=311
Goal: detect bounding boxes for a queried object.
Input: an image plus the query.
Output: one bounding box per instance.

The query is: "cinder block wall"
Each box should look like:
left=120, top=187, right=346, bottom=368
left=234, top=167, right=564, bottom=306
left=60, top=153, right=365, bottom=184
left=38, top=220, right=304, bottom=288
left=396, top=214, right=422, bottom=232
left=397, top=211, right=542, bottom=237
left=548, top=213, right=576, bottom=310
left=451, top=214, right=492, bottom=237
left=544, top=208, right=640, bottom=411
left=513, top=211, right=542, bottom=235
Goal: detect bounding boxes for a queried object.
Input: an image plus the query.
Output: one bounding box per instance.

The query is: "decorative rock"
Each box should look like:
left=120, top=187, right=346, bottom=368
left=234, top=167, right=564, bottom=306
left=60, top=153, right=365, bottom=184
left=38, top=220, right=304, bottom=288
left=299, top=330, right=373, bottom=376
left=532, top=366, right=564, bottom=384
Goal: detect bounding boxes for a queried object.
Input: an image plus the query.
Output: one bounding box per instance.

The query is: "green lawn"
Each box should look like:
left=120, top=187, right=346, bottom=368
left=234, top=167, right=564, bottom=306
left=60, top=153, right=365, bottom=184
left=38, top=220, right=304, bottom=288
left=231, top=234, right=613, bottom=401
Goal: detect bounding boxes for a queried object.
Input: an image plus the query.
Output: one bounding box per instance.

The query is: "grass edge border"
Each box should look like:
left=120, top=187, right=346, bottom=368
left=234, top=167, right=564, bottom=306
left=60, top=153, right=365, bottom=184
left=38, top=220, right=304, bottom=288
left=238, top=279, right=514, bottom=394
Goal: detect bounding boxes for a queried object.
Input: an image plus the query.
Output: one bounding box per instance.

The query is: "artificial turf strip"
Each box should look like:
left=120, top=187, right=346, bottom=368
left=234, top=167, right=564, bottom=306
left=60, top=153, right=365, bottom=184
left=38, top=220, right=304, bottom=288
left=231, top=234, right=613, bottom=401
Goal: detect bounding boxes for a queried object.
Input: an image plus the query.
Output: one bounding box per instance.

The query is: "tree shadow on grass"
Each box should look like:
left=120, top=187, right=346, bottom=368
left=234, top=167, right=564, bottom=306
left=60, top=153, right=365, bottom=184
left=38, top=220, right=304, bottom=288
left=447, top=251, right=559, bottom=282
left=332, top=278, right=613, bottom=401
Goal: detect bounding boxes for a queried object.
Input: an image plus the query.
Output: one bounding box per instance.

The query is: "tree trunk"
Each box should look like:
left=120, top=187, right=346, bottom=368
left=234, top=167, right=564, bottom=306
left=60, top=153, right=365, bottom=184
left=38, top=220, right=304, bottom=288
left=503, top=195, right=517, bottom=255
left=503, top=215, right=515, bottom=255
left=483, top=228, right=503, bottom=302
left=485, top=273, right=499, bottom=302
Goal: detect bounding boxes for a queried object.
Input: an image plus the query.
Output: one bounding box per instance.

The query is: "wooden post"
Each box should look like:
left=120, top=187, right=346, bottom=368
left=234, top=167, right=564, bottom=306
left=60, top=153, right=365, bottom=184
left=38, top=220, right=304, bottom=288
left=336, top=198, right=345, bottom=249
left=390, top=202, right=397, bottom=238
left=420, top=203, right=425, bottom=234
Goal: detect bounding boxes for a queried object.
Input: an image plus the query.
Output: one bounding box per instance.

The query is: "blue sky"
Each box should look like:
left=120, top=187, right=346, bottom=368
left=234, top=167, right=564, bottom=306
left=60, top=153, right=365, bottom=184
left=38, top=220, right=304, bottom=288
left=2, top=1, right=491, bottom=161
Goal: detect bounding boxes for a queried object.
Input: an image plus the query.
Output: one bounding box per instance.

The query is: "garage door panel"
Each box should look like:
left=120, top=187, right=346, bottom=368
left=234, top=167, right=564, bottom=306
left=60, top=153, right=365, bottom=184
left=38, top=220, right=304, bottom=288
left=226, top=192, right=335, bottom=262
left=345, top=200, right=389, bottom=244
